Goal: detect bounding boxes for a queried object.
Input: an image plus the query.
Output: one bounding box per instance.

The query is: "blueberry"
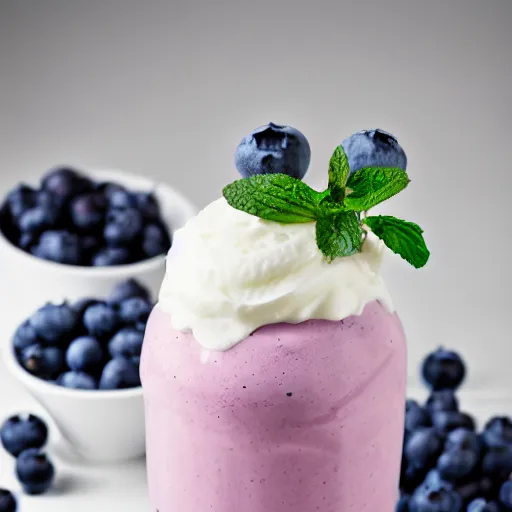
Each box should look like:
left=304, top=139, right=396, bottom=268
left=92, top=247, right=132, bottom=266
left=426, top=390, right=459, bottom=414
left=0, top=414, right=48, bottom=457
left=409, top=486, right=462, bottom=512
left=80, top=235, right=101, bottom=257
left=436, top=448, right=479, bottom=482
left=66, top=336, right=104, bottom=373
left=401, top=461, right=428, bottom=494
left=431, top=410, right=475, bottom=435
left=13, top=320, right=39, bottom=352
left=71, top=298, right=100, bottom=319
left=15, top=448, right=55, bottom=495
left=83, top=303, right=119, bottom=339
left=104, top=208, right=143, bottom=245
left=397, top=495, right=410, bottom=512
left=135, top=192, right=161, bottom=221
left=70, top=192, right=107, bottom=230
left=42, top=166, right=92, bottom=203
left=341, top=129, right=407, bottom=175
left=468, top=499, right=502, bottom=512
left=421, top=470, right=453, bottom=492
left=421, top=348, right=466, bottom=391
left=0, top=489, right=16, bottom=512
left=58, top=371, right=97, bottom=390
left=482, top=417, right=512, bottom=447
left=108, top=189, right=137, bottom=209
left=108, top=328, right=144, bottom=361
left=18, top=232, right=37, bottom=250
left=406, top=400, right=432, bottom=431
left=18, top=204, right=59, bottom=234
left=19, top=344, right=65, bottom=379
left=118, top=297, right=152, bottom=324
left=499, top=480, right=512, bottom=508
left=445, top=429, right=480, bottom=455
left=99, top=357, right=140, bottom=389
left=31, top=230, right=83, bottom=265
left=141, top=223, right=171, bottom=258
left=5, top=184, right=36, bottom=219
left=108, top=278, right=150, bottom=305
left=97, top=181, right=128, bottom=200
left=405, top=428, right=444, bottom=470
left=235, top=122, right=311, bottom=179
left=452, top=480, right=482, bottom=505
left=30, top=302, right=78, bottom=345
left=482, top=445, right=512, bottom=480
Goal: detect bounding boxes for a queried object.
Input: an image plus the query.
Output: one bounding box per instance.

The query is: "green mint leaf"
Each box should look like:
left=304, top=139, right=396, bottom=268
left=328, top=145, right=350, bottom=202
left=345, top=167, right=410, bottom=211
left=223, top=174, right=323, bottom=223
left=363, top=215, right=430, bottom=268
left=316, top=210, right=362, bottom=262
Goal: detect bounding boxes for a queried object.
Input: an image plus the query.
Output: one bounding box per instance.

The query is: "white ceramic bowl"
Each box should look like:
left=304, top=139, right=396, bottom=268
left=0, top=169, right=196, bottom=348
left=3, top=340, right=145, bottom=462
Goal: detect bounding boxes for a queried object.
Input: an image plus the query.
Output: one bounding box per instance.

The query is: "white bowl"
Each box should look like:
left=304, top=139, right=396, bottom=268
left=3, top=340, right=145, bottom=462
left=0, top=168, right=196, bottom=348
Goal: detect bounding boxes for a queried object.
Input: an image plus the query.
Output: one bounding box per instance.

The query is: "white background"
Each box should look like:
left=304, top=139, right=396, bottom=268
left=0, top=1, right=511, bottom=510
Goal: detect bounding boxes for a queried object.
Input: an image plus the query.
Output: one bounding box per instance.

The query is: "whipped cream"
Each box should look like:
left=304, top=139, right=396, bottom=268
left=158, top=198, right=394, bottom=351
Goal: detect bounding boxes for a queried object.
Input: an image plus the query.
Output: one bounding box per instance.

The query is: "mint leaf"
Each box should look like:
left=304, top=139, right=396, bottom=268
left=328, top=145, right=350, bottom=202
left=223, top=174, right=323, bottom=223
left=316, top=210, right=362, bottom=262
left=345, top=167, right=410, bottom=211
left=363, top=215, right=430, bottom=268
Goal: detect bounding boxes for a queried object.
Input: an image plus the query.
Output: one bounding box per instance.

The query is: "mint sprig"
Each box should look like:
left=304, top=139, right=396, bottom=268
left=222, top=142, right=430, bottom=268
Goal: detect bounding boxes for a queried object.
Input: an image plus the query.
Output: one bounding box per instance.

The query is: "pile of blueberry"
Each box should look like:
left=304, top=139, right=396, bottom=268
left=399, top=348, right=512, bottom=511
left=13, top=279, right=153, bottom=390
left=0, top=167, right=172, bottom=266
left=0, top=414, right=54, bottom=510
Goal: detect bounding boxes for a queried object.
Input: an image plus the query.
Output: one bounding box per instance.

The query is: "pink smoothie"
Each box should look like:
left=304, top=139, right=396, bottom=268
left=141, top=300, right=406, bottom=512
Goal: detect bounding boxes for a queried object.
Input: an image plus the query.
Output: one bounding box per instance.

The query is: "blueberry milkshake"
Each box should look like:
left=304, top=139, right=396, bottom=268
left=141, top=125, right=430, bottom=511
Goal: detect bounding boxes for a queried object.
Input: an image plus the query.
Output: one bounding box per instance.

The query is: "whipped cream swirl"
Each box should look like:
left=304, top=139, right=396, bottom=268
left=158, top=198, right=394, bottom=351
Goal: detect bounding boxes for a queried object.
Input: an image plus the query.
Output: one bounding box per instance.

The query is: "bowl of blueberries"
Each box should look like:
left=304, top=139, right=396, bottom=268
left=0, top=166, right=196, bottom=339
left=3, top=278, right=155, bottom=463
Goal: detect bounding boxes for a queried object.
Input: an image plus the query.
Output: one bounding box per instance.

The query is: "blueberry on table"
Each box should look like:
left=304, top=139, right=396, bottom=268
left=66, top=336, right=104, bottom=373
left=31, top=230, right=83, bottom=265
left=58, top=371, right=97, bottom=390
left=92, top=246, right=132, bottom=266
left=41, top=166, right=92, bottom=203
left=108, top=328, right=144, bottom=361
left=104, top=208, right=143, bottom=245
left=426, top=390, right=459, bottom=414
left=405, top=428, right=444, bottom=470
left=0, top=489, right=16, bottom=512
left=108, top=278, right=150, bottom=305
left=70, top=192, right=108, bottom=231
left=20, top=344, right=64, bottom=379
left=235, top=122, right=311, bottom=179
left=468, top=499, right=502, bottom=512
left=482, top=416, right=512, bottom=447
left=431, top=411, right=475, bottom=435
left=341, top=129, right=407, bottom=175
left=118, top=297, right=152, bottom=324
left=0, top=414, right=48, bottom=457
left=13, top=320, right=39, bottom=352
left=421, top=348, right=466, bottom=391
left=15, top=448, right=55, bottom=495
left=142, top=223, right=171, bottom=258
left=30, top=303, right=78, bottom=345
left=436, top=447, right=479, bottom=482
left=135, top=192, right=161, bottom=221
left=83, top=303, right=119, bottom=339
left=99, top=357, right=140, bottom=389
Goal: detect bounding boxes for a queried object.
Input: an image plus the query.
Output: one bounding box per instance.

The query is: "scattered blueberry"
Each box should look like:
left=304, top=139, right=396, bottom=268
left=0, top=489, right=16, bottom=512
left=405, top=428, right=444, bottom=470
left=70, top=192, right=107, bottom=231
left=235, top=122, right=311, bottom=179
left=108, top=278, right=150, bottom=305
left=341, top=129, right=407, bottom=175
left=66, top=337, right=104, bottom=373
left=421, top=348, right=466, bottom=391
left=108, top=328, right=144, bottom=361
left=41, top=167, right=92, bottom=203
left=99, top=357, right=140, bottom=389
left=20, top=344, right=64, bottom=379
left=104, top=208, right=143, bottom=245
left=58, top=371, right=97, bottom=390
left=32, top=230, right=83, bottom=265
left=83, top=303, right=119, bottom=339
left=482, top=417, right=512, bottom=447
left=118, top=297, right=152, bottom=325
left=426, top=390, right=459, bottom=414
left=92, top=246, right=132, bottom=266
left=409, top=486, right=462, bottom=512
left=30, top=303, right=78, bottom=345
left=142, top=222, right=171, bottom=258
left=0, top=415, right=48, bottom=457
left=15, top=448, right=55, bottom=495
left=12, top=320, right=39, bottom=352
